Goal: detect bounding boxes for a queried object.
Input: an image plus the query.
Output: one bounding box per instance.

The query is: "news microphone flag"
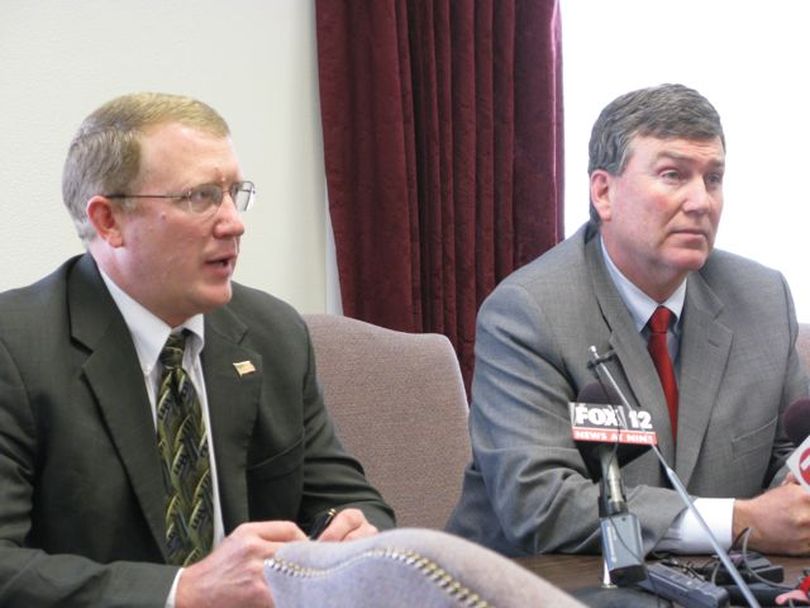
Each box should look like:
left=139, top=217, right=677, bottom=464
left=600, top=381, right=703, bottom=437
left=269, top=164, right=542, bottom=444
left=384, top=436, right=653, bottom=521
left=570, top=383, right=655, bottom=484
left=787, top=435, right=810, bottom=492
left=569, top=401, right=658, bottom=446
left=782, top=398, right=810, bottom=492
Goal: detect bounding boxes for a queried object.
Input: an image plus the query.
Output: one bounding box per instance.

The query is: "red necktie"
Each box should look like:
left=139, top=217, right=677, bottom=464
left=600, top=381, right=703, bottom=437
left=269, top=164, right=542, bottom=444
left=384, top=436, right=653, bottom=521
left=647, top=306, right=679, bottom=441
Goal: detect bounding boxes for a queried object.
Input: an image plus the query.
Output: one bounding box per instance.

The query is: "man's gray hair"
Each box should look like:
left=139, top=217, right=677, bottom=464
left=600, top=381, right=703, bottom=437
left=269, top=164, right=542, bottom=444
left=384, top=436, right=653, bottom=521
left=587, top=83, right=724, bottom=223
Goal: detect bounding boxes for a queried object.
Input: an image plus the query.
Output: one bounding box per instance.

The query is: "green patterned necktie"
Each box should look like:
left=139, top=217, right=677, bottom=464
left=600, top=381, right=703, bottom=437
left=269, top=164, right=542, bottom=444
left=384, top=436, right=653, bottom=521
left=156, top=332, right=214, bottom=566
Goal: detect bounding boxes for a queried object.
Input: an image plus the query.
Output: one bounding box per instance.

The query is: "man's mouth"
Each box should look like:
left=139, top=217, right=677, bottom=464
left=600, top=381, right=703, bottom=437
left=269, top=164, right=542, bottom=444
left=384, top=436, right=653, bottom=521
left=205, top=253, right=237, bottom=269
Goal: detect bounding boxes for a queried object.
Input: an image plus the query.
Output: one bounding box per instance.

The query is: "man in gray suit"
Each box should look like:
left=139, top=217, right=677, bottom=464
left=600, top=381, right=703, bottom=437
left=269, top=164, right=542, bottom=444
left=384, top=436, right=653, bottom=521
left=0, top=93, right=394, bottom=607
left=447, top=84, right=810, bottom=557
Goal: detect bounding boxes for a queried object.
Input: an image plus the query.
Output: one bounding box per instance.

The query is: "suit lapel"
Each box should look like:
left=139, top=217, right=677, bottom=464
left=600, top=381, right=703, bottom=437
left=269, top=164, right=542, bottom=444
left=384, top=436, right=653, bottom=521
left=585, top=234, right=678, bottom=463
left=68, top=255, right=169, bottom=560
left=674, top=272, right=731, bottom=485
left=202, top=308, right=264, bottom=532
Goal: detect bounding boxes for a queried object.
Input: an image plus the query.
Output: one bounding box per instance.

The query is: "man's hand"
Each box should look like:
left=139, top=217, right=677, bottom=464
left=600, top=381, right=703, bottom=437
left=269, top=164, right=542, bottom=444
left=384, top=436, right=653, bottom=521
left=733, top=481, right=810, bottom=555
left=175, top=521, right=307, bottom=608
left=314, top=508, right=379, bottom=542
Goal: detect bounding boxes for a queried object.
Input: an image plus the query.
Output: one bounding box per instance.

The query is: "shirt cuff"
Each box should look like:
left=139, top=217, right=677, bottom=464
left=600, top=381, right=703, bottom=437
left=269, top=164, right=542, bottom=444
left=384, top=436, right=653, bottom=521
left=166, top=568, right=183, bottom=608
left=654, top=497, right=734, bottom=554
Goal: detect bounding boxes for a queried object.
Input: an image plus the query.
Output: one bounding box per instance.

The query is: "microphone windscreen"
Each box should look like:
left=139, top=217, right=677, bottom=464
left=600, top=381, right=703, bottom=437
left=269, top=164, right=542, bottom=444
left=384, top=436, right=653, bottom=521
left=577, top=382, right=609, bottom=404
left=577, top=381, right=619, bottom=405
left=572, top=382, right=650, bottom=482
left=783, top=398, right=810, bottom=446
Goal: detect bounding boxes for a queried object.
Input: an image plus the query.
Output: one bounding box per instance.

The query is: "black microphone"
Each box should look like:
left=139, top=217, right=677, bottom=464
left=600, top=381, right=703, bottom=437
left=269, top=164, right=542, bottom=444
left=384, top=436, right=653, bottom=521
left=783, top=398, right=810, bottom=446
left=571, top=382, right=647, bottom=586
left=573, top=382, right=653, bottom=487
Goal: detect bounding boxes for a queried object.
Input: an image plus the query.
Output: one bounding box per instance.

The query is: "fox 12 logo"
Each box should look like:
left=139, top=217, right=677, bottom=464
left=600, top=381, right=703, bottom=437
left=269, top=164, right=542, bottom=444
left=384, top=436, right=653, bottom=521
left=569, top=401, right=658, bottom=446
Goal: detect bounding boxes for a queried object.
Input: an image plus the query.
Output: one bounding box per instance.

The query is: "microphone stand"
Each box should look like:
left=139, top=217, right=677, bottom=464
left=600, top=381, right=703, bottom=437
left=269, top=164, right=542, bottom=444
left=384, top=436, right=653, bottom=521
left=597, top=444, right=647, bottom=587
left=588, top=345, right=761, bottom=608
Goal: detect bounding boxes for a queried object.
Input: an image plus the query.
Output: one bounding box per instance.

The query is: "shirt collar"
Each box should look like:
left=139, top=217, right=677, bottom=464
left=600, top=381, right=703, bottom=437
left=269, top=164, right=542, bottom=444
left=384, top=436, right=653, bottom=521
left=98, top=269, right=205, bottom=375
left=600, top=237, right=686, bottom=333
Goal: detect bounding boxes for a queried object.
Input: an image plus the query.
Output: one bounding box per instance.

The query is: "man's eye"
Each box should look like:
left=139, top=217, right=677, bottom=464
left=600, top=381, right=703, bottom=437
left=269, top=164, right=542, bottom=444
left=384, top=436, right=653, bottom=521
left=706, top=173, right=724, bottom=187
left=189, top=186, right=219, bottom=207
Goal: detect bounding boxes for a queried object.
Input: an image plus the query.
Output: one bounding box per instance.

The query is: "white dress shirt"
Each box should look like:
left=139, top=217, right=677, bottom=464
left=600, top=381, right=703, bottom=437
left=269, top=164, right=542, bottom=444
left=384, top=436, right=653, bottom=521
left=99, top=270, right=226, bottom=606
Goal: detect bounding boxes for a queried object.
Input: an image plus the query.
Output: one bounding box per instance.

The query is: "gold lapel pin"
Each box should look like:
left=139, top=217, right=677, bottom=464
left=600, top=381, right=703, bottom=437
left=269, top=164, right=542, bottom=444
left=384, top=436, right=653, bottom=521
left=232, top=360, right=256, bottom=377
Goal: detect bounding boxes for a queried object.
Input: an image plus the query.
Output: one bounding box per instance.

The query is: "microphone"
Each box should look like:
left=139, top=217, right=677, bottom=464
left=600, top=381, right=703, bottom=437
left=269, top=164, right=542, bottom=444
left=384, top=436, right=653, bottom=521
left=587, top=345, right=761, bottom=608
left=572, top=382, right=654, bottom=486
left=783, top=398, right=810, bottom=444
left=570, top=382, right=648, bottom=586
left=783, top=398, right=810, bottom=490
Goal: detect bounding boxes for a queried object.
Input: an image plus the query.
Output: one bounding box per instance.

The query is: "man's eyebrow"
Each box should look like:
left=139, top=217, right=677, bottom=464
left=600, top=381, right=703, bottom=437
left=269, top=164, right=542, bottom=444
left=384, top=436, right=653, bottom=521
left=653, top=150, right=725, bottom=169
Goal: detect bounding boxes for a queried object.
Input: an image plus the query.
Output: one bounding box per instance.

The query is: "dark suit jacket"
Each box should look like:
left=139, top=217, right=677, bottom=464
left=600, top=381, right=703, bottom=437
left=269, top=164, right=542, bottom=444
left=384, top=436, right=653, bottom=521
left=0, top=254, right=395, bottom=607
left=446, top=222, right=808, bottom=556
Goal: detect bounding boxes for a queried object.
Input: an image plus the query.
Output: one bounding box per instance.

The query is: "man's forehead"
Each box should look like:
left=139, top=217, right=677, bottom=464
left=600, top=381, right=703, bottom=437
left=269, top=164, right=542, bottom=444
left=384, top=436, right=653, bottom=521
left=628, top=134, right=725, bottom=165
left=136, top=123, right=238, bottom=183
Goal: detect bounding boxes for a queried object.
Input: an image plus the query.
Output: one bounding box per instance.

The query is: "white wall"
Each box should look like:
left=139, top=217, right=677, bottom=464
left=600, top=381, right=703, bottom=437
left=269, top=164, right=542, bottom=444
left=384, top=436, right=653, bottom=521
left=562, top=0, right=810, bottom=320
left=0, top=0, right=330, bottom=313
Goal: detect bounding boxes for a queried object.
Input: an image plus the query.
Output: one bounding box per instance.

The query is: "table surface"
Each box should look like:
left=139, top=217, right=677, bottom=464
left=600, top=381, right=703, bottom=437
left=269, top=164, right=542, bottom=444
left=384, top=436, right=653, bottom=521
left=515, top=553, right=809, bottom=606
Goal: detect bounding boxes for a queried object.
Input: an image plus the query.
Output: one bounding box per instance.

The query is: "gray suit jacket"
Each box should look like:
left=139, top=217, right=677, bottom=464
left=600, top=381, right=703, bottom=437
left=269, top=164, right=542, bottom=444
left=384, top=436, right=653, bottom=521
left=446, top=222, right=807, bottom=556
left=0, top=254, right=394, bottom=607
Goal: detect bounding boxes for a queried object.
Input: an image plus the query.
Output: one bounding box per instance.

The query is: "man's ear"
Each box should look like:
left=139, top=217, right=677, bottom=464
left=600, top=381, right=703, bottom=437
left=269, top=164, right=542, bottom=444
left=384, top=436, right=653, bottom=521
left=86, top=196, right=125, bottom=247
left=589, top=170, right=613, bottom=223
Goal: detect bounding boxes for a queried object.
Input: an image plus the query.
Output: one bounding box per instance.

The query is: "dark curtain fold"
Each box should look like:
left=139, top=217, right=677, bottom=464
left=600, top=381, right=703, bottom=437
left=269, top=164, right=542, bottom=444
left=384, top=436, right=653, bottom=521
left=315, top=0, right=563, bottom=394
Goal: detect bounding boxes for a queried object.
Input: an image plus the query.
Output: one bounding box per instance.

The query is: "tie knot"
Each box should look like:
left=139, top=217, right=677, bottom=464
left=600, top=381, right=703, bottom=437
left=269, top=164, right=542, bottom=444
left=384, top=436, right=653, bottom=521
left=160, top=333, right=187, bottom=370
left=648, top=306, right=672, bottom=335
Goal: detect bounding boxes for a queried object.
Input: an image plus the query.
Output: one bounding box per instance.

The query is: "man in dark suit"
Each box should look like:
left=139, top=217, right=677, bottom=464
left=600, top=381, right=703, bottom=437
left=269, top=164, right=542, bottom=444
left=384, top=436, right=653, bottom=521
left=447, top=84, right=810, bottom=557
left=0, top=92, right=394, bottom=607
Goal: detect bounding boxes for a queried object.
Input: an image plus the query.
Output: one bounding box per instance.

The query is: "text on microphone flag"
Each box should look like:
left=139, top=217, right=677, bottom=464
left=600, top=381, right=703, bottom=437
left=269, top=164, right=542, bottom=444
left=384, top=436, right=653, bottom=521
left=569, top=401, right=658, bottom=445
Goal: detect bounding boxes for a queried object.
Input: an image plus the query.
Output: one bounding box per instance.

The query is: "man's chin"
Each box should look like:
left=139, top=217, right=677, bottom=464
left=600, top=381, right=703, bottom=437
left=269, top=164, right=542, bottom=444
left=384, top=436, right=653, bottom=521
left=673, top=251, right=711, bottom=273
left=195, top=284, right=234, bottom=314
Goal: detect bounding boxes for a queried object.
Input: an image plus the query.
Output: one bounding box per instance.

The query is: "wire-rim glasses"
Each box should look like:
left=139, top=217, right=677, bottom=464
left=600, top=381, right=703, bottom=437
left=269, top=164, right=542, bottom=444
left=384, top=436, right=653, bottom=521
left=104, top=180, right=256, bottom=215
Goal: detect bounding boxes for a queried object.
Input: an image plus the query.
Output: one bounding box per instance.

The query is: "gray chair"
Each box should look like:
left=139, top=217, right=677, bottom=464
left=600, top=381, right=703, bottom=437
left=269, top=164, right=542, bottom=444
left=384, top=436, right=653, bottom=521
left=265, top=528, right=585, bottom=607
left=303, top=314, right=470, bottom=529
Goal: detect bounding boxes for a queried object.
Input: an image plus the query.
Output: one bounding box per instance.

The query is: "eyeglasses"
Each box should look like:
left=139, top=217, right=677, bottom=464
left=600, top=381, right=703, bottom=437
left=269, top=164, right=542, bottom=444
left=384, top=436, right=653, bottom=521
left=104, top=180, right=256, bottom=215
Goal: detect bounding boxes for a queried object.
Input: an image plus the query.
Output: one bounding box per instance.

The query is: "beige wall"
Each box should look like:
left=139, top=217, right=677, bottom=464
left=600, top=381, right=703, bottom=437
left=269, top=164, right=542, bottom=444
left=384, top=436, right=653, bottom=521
left=0, top=0, right=332, bottom=313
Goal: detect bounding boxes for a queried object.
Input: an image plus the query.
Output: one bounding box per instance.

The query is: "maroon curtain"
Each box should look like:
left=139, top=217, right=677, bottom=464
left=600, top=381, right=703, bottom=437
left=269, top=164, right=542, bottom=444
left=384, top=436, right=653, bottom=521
left=316, top=0, right=563, bottom=394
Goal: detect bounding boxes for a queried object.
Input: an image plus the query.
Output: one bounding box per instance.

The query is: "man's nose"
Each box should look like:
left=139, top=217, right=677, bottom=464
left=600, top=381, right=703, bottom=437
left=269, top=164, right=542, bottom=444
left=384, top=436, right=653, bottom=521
left=682, top=177, right=714, bottom=214
left=213, top=194, right=246, bottom=237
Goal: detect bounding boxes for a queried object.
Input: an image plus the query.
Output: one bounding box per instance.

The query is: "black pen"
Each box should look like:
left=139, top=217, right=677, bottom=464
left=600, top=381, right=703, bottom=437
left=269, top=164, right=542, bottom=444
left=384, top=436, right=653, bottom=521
left=308, top=507, right=338, bottom=540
